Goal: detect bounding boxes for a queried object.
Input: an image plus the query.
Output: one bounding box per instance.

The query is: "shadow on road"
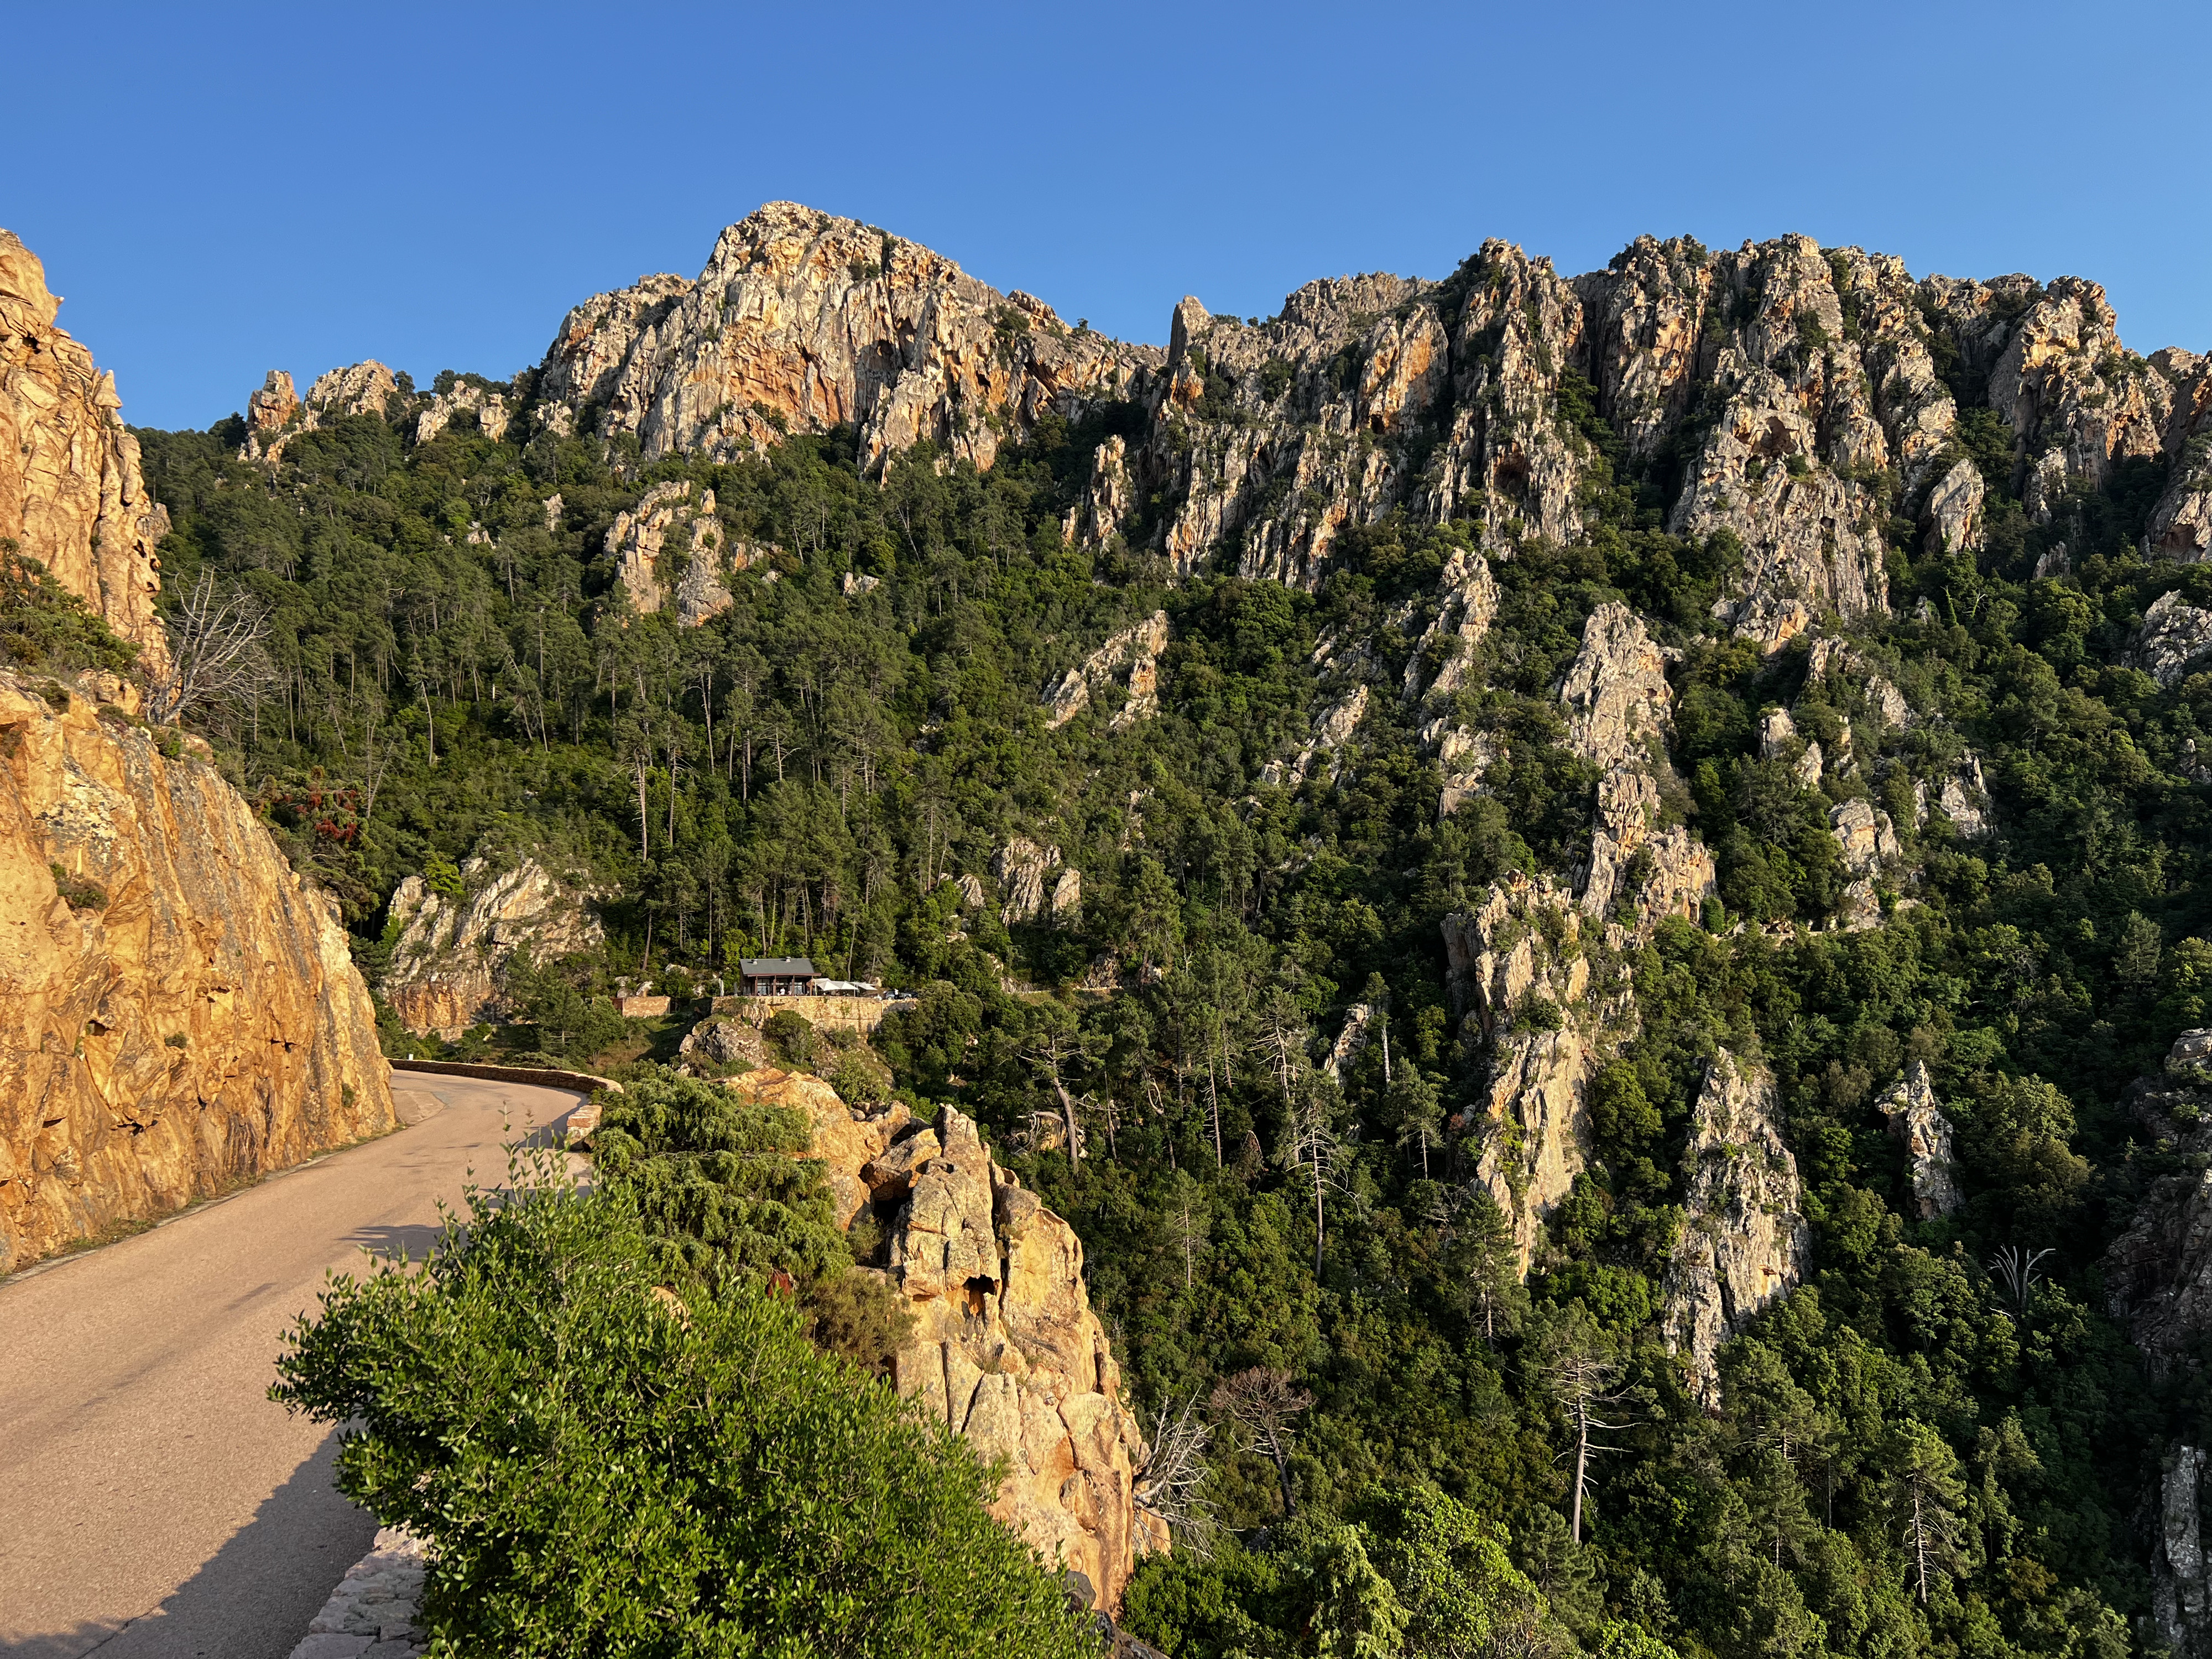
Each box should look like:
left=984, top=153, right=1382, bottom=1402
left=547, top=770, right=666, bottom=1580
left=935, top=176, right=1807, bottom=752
left=0, top=1427, right=377, bottom=1659
left=341, top=1221, right=449, bottom=1263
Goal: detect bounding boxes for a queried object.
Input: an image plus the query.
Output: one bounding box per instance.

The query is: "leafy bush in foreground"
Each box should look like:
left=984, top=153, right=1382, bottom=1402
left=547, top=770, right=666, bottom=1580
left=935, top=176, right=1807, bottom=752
left=272, top=1174, right=1094, bottom=1658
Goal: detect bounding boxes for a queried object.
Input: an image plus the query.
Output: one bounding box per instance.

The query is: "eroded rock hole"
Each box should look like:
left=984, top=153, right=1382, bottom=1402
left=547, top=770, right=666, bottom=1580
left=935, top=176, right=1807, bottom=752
left=963, top=1275, right=995, bottom=1318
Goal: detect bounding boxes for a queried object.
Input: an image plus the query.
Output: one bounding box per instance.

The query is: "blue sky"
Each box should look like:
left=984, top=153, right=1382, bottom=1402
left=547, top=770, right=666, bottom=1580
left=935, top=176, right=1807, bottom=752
left=11, top=0, right=2208, bottom=431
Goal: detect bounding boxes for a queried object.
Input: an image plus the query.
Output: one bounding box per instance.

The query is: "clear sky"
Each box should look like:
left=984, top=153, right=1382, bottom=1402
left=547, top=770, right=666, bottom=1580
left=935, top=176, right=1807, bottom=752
left=11, top=0, right=2208, bottom=432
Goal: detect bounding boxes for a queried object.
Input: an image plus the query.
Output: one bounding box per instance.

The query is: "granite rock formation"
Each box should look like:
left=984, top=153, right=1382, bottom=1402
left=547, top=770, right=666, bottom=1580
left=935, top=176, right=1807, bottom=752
left=1, top=230, right=170, bottom=676
left=1662, top=1050, right=1809, bottom=1407
left=1044, top=611, right=1168, bottom=730
left=1443, top=873, right=1616, bottom=1266
left=2103, top=1032, right=2212, bottom=1357
left=993, top=836, right=1079, bottom=925
left=2130, top=589, right=2212, bottom=688
left=728, top=1068, right=1162, bottom=1608
left=1877, top=1060, right=1963, bottom=1220
left=532, top=202, right=1157, bottom=473
left=382, top=854, right=603, bottom=1038
left=510, top=208, right=2212, bottom=660
left=604, top=479, right=754, bottom=625
left=0, top=670, right=396, bottom=1272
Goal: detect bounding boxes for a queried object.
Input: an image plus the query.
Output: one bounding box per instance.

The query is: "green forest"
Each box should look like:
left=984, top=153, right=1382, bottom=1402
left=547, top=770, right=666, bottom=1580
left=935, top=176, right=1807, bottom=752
left=118, top=314, right=2212, bottom=1658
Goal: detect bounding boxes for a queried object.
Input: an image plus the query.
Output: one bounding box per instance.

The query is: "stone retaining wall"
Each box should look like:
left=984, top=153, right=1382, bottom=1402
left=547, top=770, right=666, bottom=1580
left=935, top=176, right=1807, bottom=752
left=707, top=993, right=915, bottom=1035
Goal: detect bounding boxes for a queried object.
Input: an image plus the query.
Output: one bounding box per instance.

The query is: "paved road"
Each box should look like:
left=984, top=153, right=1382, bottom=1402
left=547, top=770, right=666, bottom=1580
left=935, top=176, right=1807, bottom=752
left=0, top=1073, right=587, bottom=1659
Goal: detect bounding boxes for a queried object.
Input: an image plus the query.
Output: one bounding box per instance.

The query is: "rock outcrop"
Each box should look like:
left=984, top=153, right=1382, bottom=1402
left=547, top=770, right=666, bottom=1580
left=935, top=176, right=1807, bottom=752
left=2156, top=1443, right=2212, bottom=1658
left=2148, top=348, right=2212, bottom=561
left=1443, top=873, right=1622, bottom=1266
left=508, top=209, right=2212, bottom=654
left=1877, top=1060, right=1963, bottom=1220
left=604, top=479, right=753, bottom=625
left=0, top=671, right=396, bottom=1272
left=239, top=361, right=400, bottom=463
left=532, top=203, right=1158, bottom=472
left=993, top=837, right=1079, bottom=925
left=729, top=1068, right=1162, bottom=1608
left=1, top=231, right=169, bottom=676
left=1662, top=1050, right=1809, bottom=1408
left=1044, top=611, right=1168, bottom=730
left=382, top=855, right=603, bottom=1038
left=415, top=377, right=510, bottom=445
left=2130, top=589, right=2212, bottom=687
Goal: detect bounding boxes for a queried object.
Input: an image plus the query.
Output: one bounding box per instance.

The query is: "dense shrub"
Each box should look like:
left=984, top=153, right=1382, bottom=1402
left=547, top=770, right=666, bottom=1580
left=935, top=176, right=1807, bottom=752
left=272, top=1174, right=1094, bottom=1657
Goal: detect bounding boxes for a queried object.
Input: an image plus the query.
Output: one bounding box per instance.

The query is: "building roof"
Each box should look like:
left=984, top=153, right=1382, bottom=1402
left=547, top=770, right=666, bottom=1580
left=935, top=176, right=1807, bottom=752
left=738, top=957, right=818, bottom=977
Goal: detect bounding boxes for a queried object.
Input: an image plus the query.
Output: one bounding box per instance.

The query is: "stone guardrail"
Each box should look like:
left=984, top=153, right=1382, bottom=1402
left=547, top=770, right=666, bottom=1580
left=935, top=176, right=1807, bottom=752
left=387, top=1058, right=618, bottom=1146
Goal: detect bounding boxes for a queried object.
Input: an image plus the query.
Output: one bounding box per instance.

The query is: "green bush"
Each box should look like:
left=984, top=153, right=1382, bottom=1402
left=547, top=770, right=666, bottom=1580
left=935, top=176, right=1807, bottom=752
left=0, top=550, right=140, bottom=675
left=762, top=1009, right=816, bottom=1068
left=272, top=1175, right=1095, bottom=1657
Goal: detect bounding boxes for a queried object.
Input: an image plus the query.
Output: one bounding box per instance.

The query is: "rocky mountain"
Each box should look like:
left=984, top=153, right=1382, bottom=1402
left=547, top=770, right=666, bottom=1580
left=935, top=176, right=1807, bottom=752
left=0, top=230, right=396, bottom=1274
left=437, top=207, right=2205, bottom=632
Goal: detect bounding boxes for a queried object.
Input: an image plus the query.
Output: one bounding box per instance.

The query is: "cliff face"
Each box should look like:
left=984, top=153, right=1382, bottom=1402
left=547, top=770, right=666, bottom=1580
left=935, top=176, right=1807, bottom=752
left=728, top=1068, right=1162, bottom=1610
left=0, top=672, right=395, bottom=1272
left=0, top=231, right=169, bottom=676
left=0, top=228, right=397, bottom=1274
left=383, top=854, right=603, bottom=1038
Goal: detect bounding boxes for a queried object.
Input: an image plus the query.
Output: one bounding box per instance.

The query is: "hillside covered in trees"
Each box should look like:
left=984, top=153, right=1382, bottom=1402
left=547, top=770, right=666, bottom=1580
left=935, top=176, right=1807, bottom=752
left=126, top=202, right=2212, bottom=1657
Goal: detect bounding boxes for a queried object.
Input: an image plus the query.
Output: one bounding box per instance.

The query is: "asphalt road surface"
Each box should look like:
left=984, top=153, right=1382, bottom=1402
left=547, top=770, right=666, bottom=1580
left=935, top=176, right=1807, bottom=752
left=0, top=1072, right=587, bottom=1658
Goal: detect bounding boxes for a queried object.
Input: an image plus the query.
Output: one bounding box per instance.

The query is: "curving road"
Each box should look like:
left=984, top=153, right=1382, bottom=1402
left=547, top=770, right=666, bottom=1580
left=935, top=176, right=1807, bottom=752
left=0, top=1072, right=587, bottom=1658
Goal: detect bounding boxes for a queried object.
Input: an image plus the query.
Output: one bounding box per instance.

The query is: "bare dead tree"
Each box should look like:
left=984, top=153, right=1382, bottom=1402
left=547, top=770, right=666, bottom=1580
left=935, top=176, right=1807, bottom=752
left=1537, top=1310, right=1632, bottom=1543
left=1165, top=1173, right=1209, bottom=1290
left=1135, top=1395, right=1215, bottom=1556
left=1027, top=1021, right=1090, bottom=1174
left=146, top=570, right=273, bottom=725
left=1250, top=990, right=1311, bottom=1108
left=1278, top=1086, right=1347, bottom=1274
left=1210, top=1366, right=1312, bottom=1520
left=1990, top=1245, right=2054, bottom=1314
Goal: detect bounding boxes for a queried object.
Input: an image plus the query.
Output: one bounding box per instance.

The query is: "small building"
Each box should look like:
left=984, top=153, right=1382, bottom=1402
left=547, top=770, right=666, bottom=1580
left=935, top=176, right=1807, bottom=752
left=739, top=956, right=818, bottom=997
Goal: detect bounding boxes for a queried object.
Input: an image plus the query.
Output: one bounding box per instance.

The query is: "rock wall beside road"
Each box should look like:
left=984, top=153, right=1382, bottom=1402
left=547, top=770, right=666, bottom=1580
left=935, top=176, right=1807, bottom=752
left=0, top=671, right=396, bottom=1273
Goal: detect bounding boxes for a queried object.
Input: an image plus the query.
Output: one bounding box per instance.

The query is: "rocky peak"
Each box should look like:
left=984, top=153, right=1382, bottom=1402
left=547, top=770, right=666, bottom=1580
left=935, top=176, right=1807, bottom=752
left=531, top=202, right=1157, bottom=473
left=307, top=359, right=399, bottom=419
left=1662, top=1050, right=1809, bottom=1407
left=1986, top=276, right=2172, bottom=523
left=1, top=228, right=170, bottom=675
left=242, top=369, right=301, bottom=461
